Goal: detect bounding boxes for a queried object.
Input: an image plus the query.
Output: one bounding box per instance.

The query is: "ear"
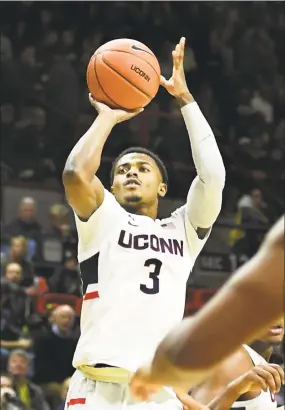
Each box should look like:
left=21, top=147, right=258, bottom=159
left=158, top=183, right=167, bottom=198
left=110, top=185, right=114, bottom=194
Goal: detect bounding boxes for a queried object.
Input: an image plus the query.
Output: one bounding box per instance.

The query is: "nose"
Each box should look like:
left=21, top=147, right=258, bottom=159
left=126, top=168, right=138, bottom=178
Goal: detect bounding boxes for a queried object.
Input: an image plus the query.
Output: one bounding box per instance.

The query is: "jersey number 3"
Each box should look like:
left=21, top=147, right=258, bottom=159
left=140, top=258, right=162, bottom=295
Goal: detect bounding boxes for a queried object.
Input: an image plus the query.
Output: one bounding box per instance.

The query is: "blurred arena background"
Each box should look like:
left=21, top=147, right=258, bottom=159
left=1, top=2, right=284, bottom=409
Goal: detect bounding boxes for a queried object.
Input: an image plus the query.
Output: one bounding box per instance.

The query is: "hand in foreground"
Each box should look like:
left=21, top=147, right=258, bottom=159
left=130, top=365, right=162, bottom=401
left=175, top=391, right=210, bottom=410
left=160, top=37, right=190, bottom=99
left=228, top=363, right=284, bottom=396
left=89, top=94, right=143, bottom=124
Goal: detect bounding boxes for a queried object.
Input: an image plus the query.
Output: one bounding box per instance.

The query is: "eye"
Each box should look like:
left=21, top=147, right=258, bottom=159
left=140, top=165, right=150, bottom=172
left=117, top=167, right=128, bottom=174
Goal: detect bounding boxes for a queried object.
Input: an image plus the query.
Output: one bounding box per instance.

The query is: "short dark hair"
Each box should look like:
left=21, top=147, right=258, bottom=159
left=110, top=147, right=168, bottom=186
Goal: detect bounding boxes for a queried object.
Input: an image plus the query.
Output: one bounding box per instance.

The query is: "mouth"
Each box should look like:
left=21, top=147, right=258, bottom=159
left=269, top=325, right=283, bottom=336
left=124, top=179, right=141, bottom=188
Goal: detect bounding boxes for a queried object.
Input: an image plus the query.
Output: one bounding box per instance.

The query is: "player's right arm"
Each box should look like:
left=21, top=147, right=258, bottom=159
left=62, top=96, right=143, bottom=220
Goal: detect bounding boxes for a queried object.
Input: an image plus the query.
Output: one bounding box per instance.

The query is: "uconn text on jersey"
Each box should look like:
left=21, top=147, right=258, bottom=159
left=118, top=230, right=184, bottom=257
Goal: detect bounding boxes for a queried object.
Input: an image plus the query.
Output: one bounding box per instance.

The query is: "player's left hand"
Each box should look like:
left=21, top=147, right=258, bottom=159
left=130, top=365, right=162, bottom=401
left=160, top=37, right=189, bottom=98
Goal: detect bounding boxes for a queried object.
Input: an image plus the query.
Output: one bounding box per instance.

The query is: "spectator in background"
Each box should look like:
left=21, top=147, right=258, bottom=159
left=8, top=350, right=50, bottom=410
left=57, top=377, right=70, bottom=410
left=18, top=46, right=41, bottom=96
left=47, top=203, right=77, bottom=261
left=59, top=29, right=77, bottom=63
left=1, top=103, right=16, bottom=173
left=1, top=33, right=13, bottom=61
left=238, top=15, right=278, bottom=81
left=239, top=188, right=269, bottom=227
left=230, top=188, right=268, bottom=264
left=49, top=255, right=81, bottom=297
left=0, top=373, right=26, bottom=410
left=1, top=236, right=35, bottom=288
left=4, top=197, right=43, bottom=253
left=45, top=52, right=79, bottom=167
left=38, top=29, right=59, bottom=68
left=33, top=306, right=77, bottom=409
left=1, top=262, right=33, bottom=361
left=47, top=204, right=70, bottom=239
left=250, top=84, right=274, bottom=125
left=12, top=107, right=53, bottom=181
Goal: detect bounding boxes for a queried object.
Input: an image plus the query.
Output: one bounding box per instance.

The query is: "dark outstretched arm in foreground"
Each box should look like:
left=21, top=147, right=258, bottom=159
left=130, top=216, right=284, bottom=394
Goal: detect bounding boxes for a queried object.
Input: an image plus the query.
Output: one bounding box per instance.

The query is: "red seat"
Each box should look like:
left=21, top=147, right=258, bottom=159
left=36, top=276, right=49, bottom=294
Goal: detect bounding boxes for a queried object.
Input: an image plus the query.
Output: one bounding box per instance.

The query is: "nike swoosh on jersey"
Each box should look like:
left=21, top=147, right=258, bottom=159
left=131, top=45, right=154, bottom=56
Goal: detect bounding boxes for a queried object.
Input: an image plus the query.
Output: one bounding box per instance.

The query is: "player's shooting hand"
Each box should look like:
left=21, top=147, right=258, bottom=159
left=160, top=37, right=190, bottom=99
left=89, top=94, right=143, bottom=124
left=130, top=365, right=162, bottom=401
left=228, top=363, right=285, bottom=396
left=175, top=390, right=210, bottom=410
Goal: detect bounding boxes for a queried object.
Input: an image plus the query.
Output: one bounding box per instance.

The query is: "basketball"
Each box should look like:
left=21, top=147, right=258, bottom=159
left=86, top=38, right=161, bottom=110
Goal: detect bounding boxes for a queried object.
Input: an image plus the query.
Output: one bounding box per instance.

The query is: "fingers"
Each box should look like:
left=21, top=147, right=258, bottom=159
left=116, top=106, right=144, bottom=123
left=160, top=75, right=167, bottom=87
left=88, top=93, right=97, bottom=107
left=88, top=93, right=103, bottom=112
left=123, top=107, right=144, bottom=119
left=254, top=364, right=284, bottom=393
left=172, top=37, right=185, bottom=69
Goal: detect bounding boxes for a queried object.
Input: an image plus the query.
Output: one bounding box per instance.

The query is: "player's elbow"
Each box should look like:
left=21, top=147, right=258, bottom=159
left=62, top=167, right=79, bottom=188
left=201, top=156, right=226, bottom=191
left=209, top=160, right=226, bottom=190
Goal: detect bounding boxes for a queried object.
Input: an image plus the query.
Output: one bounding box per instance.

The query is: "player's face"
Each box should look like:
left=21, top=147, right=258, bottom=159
left=258, top=318, right=284, bottom=344
left=111, top=153, right=167, bottom=211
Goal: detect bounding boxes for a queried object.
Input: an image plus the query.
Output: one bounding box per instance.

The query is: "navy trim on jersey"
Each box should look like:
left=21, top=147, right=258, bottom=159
left=80, top=253, right=99, bottom=294
left=231, top=408, right=245, bottom=410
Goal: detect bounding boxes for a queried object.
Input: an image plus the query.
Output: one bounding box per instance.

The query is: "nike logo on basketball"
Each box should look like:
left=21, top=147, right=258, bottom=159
left=131, top=45, right=153, bottom=56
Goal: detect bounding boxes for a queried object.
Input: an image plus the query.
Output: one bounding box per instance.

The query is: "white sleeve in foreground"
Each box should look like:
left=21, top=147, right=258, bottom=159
left=74, top=189, right=125, bottom=261
left=181, top=102, right=226, bottom=229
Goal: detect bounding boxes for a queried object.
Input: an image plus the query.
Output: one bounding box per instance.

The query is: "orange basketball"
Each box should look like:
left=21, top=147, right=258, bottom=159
left=86, top=38, right=161, bottom=110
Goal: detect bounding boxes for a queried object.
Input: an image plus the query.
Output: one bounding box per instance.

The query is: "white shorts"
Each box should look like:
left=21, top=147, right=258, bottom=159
left=65, top=370, right=183, bottom=410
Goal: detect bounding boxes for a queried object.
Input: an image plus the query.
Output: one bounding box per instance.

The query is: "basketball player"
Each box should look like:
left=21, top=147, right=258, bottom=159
left=176, top=358, right=284, bottom=409
left=185, top=319, right=284, bottom=409
left=62, top=36, right=225, bottom=409
left=130, top=216, right=284, bottom=397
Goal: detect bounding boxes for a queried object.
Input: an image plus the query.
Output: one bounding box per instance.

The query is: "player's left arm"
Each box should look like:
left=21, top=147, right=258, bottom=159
left=161, top=38, right=225, bottom=238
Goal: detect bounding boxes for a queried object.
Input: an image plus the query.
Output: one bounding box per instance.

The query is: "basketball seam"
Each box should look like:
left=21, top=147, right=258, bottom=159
left=93, top=55, right=125, bottom=109
left=96, top=49, right=160, bottom=80
left=102, top=55, right=153, bottom=100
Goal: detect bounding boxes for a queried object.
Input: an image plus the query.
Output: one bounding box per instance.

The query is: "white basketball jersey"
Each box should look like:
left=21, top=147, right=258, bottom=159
left=72, top=189, right=210, bottom=372
left=231, top=345, right=277, bottom=409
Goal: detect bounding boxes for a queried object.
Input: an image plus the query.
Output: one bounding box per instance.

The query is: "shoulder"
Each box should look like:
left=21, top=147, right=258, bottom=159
left=74, top=189, right=125, bottom=224
left=164, top=205, right=211, bottom=258
left=28, top=380, right=45, bottom=395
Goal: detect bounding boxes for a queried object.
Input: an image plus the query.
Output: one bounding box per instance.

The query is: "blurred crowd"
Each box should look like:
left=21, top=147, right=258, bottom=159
left=1, top=1, right=284, bottom=217
left=1, top=2, right=284, bottom=409
left=1, top=196, right=80, bottom=410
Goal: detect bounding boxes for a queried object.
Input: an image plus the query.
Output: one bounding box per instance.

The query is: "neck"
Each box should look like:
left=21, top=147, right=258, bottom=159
left=250, top=340, right=273, bottom=361
left=124, top=202, right=158, bottom=220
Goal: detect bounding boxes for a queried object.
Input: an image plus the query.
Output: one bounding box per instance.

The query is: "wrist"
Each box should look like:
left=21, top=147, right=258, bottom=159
left=226, top=380, right=243, bottom=398
left=175, top=91, right=195, bottom=108
left=98, top=111, right=117, bottom=126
